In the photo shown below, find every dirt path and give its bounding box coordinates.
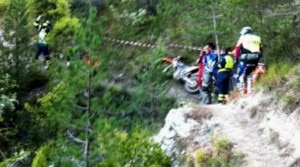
[166,82,200,103]
[204,92,299,167]
[155,83,300,167]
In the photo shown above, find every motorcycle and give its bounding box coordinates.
[162,56,199,94]
[238,63,267,95]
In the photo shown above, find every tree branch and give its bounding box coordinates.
[66,130,86,145]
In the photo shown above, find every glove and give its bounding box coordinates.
[36,15,42,21]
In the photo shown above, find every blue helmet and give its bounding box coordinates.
[240,26,253,35]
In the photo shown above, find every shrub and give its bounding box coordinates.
[96,128,171,167]
[258,63,291,90]
[47,16,80,55]
[0,0,9,15]
[193,137,243,167]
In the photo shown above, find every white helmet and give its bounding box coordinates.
[42,20,50,26]
[240,26,252,35]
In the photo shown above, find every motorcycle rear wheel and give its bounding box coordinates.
[184,74,199,94]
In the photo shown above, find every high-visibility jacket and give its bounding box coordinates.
[217,54,234,72]
[235,33,261,59]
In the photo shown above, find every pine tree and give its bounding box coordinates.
[0,0,33,161]
[1,0,32,87]
[30,6,103,166]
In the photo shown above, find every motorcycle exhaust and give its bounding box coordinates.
[182,76,197,87]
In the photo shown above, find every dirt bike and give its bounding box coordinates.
[240,63,266,95]
[162,56,199,94]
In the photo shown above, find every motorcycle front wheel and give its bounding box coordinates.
[184,74,199,94]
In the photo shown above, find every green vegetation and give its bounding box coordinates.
[0,0,9,18]
[193,137,243,167]
[0,0,300,166]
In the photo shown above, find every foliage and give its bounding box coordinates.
[193,137,243,167]
[0,94,17,122]
[27,82,73,139]
[0,73,18,96]
[0,0,43,161]
[70,0,105,18]
[1,0,32,83]
[1,0,300,165]
[95,127,171,167]
[46,16,80,52]
[0,0,9,17]
[0,150,31,167]
[27,7,174,166]
[31,144,50,167]
[26,7,102,166]
[26,0,81,56]
[26,0,70,20]
[272,65,300,113]
[0,0,50,93]
[110,5,153,26]
[257,63,291,90]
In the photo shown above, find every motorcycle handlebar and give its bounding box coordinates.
[162,57,173,64]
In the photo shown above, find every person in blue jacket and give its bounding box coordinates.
[200,42,218,104]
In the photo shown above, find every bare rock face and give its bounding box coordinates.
[152,103,217,167]
[153,90,300,167]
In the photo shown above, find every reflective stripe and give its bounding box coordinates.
[218,94,228,101]
[218,55,234,72]
[218,68,231,72]
[218,94,225,101]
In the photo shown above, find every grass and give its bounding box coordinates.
[256,62,300,114]
[257,62,291,90]
[0,0,9,20]
[191,137,244,167]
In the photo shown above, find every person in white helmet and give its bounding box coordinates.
[234,26,263,92]
[33,15,51,62]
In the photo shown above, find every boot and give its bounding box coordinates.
[201,92,211,104]
[198,89,203,101]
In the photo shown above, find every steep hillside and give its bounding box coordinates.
[154,90,300,167]
[1,0,300,166]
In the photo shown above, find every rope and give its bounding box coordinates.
[104,37,202,51]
